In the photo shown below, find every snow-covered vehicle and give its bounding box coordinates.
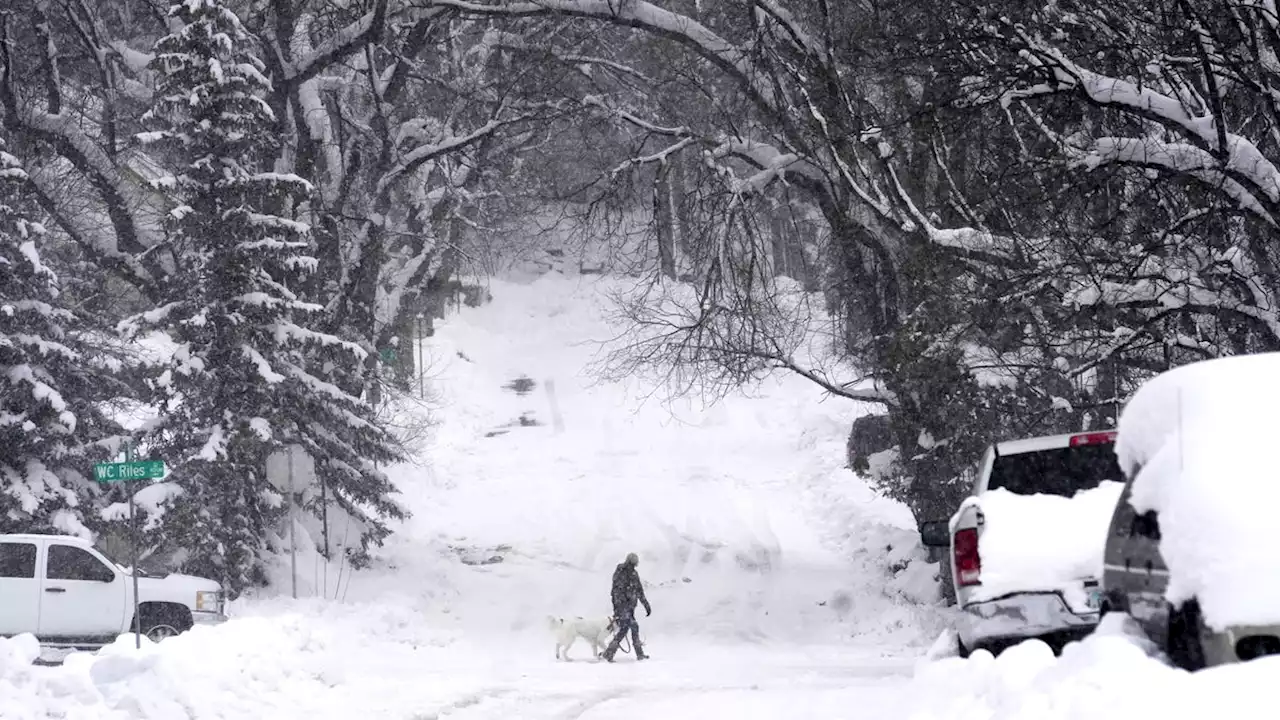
[920,431,1125,657]
[0,533,226,647]
[1104,353,1280,670]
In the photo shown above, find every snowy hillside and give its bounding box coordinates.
[364,272,939,644]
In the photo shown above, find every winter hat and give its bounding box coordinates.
[625,552,639,566]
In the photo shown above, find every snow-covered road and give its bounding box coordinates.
[345,641,914,720]
[427,647,913,720]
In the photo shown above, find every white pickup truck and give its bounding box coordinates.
[919,431,1124,657]
[0,533,227,647]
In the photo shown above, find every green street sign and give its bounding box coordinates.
[93,460,166,483]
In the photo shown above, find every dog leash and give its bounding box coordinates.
[618,625,647,655]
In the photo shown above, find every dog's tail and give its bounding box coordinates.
[546,615,563,631]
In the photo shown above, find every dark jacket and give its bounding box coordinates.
[610,562,649,615]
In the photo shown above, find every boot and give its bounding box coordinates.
[634,639,648,660]
[602,633,623,663]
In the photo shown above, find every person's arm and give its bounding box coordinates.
[635,571,651,615]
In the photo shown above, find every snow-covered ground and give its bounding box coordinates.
[914,613,1280,719]
[10,270,1278,719]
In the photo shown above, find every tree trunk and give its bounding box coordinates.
[654,162,676,279]
[770,210,789,280]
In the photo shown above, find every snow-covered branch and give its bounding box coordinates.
[377,117,516,194]
[428,0,778,112]
[1007,28,1280,222]
[609,138,695,175]
[582,96,688,135]
[752,0,829,66]
[283,0,390,85]
[0,14,161,292]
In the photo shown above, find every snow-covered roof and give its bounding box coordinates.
[0,533,88,544]
[1115,352,1280,629]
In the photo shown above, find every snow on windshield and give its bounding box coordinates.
[1115,352,1280,630]
[956,481,1125,607]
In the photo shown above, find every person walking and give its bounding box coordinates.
[602,552,651,662]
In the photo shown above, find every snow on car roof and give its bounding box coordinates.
[1115,352,1280,630]
[0,533,89,544]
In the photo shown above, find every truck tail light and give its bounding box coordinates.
[1069,431,1117,446]
[954,527,981,586]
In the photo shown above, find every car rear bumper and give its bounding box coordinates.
[191,611,228,626]
[1205,624,1280,665]
[958,591,1099,650]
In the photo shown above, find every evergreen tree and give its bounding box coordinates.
[0,138,117,534]
[129,0,405,595]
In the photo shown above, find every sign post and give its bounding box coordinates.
[265,445,315,600]
[94,443,165,649]
[126,443,140,649]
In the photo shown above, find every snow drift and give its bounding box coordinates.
[912,614,1280,720]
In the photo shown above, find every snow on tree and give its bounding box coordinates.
[126,0,405,595]
[0,137,117,537]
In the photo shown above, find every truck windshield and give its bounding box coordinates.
[95,542,165,576]
[987,443,1121,497]
[94,543,128,569]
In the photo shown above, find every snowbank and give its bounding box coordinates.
[911,614,1280,720]
[957,482,1124,608]
[1115,352,1280,629]
[0,603,469,720]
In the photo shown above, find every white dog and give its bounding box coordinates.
[547,615,616,661]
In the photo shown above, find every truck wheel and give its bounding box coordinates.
[145,623,182,642]
[137,604,193,643]
[1166,599,1207,671]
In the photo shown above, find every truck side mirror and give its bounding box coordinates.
[919,520,951,548]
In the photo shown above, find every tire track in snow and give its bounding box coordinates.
[409,687,517,720]
[554,689,630,719]
[421,672,915,720]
